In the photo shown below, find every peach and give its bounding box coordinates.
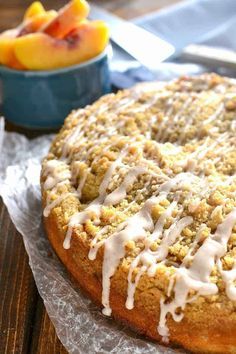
[0,9,57,69]
[23,1,45,20]
[14,20,109,70]
[42,0,90,39]
[19,11,57,36]
[0,30,25,69]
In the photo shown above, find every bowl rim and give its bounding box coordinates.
[0,45,111,77]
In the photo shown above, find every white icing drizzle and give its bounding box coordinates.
[63,148,128,249]
[231,119,236,131]
[61,111,86,158]
[219,261,236,301]
[204,102,224,125]
[42,159,75,217]
[155,93,179,142]
[182,224,208,265]
[104,166,147,206]
[43,159,71,190]
[101,197,156,315]
[77,169,89,199]
[43,192,74,217]
[42,77,236,342]
[177,100,201,144]
[176,132,234,174]
[158,208,236,340]
[160,96,194,143]
[96,172,198,316]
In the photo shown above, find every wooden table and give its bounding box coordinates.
[0,1,180,353]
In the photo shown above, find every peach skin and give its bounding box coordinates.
[23,1,46,20]
[19,11,58,36]
[41,0,90,39]
[0,5,56,69]
[14,20,109,70]
[0,11,56,68]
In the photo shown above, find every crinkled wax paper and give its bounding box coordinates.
[0,117,185,354]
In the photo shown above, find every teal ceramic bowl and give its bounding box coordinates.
[0,48,111,129]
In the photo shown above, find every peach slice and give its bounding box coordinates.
[24,1,45,20]
[0,10,57,69]
[14,20,109,70]
[42,0,90,39]
[19,10,58,36]
[0,30,25,69]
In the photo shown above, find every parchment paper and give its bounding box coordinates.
[0,117,185,353]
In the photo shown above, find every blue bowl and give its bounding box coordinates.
[0,48,111,129]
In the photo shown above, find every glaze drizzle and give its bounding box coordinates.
[42,75,236,342]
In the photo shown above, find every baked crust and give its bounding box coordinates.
[43,210,236,353]
[41,73,236,353]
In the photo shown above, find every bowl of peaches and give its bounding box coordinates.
[0,0,110,128]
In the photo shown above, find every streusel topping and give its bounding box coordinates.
[41,74,236,341]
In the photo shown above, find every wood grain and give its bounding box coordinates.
[0,1,181,353]
[0,201,38,354]
[0,0,180,32]
[30,300,67,354]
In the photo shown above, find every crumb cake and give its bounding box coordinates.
[41,73,236,353]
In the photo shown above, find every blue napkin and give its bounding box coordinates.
[111,0,236,88]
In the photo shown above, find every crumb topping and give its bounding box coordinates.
[41,73,236,341]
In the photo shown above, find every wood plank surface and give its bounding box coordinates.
[30,300,67,354]
[0,1,181,353]
[0,201,38,354]
[0,0,180,32]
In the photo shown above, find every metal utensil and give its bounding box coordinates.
[90,4,236,72]
[181,44,236,70]
[90,4,175,69]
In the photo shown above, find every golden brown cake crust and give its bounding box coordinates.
[41,73,236,353]
[44,212,236,353]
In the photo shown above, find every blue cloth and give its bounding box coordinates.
[111,0,236,88]
[136,0,236,52]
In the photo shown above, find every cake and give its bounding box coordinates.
[41,73,236,353]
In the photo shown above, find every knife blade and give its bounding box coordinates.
[89,4,175,69]
[181,44,236,70]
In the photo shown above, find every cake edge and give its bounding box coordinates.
[42,194,236,354]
